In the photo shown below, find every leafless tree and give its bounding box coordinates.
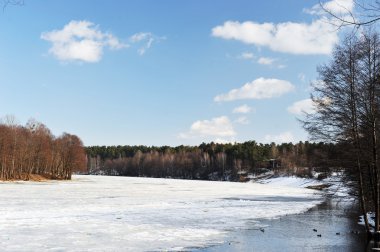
[0,116,86,180]
[304,31,380,239]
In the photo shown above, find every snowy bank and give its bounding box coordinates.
[359,212,375,229]
[0,175,322,251]
[258,172,353,201]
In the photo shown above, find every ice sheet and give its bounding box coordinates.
[0,175,322,251]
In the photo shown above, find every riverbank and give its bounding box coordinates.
[200,189,366,251]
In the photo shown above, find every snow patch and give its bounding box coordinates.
[359,212,375,229]
[259,172,353,200]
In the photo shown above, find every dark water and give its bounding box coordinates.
[199,198,367,252]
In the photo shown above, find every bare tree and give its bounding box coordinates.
[304,31,380,240]
[0,117,86,180]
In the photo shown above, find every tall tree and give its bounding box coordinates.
[304,31,380,238]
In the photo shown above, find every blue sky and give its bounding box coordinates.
[0,0,354,146]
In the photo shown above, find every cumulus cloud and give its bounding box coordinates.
[233,104,252,114]
[130,32,165,55]
[179,116,236,139]
[264,132,295,144]
[211,0,352,55]
[214,78,295,102]
[212,19,338,55]
[287,99,316,115]
[41,20,128,63]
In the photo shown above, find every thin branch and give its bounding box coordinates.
[319,0,380,27]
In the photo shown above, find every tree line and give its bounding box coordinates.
[0,116,86,180]
[85,141,342,181]
[304,30,380,239]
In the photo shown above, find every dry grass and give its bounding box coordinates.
[27,174,49,181]
[0,173,69,182]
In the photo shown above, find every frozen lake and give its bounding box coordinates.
[0,175,322,251]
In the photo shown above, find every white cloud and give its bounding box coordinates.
[130,32,165,55]
[214,138,235,144]
[239,54,284,68]
[130,33,150,43]
[214,78,295,102]
[264,132,295,144]
[257,57,276,65]
[235,116,250,125]
[287,99,316,115]
[41,20,128,63]
[211,1,344,55]
[233,104,252,114]
[305,0,354,15]
[179,116,236,139]
[239,52,254,59]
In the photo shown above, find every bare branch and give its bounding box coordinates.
[319,0,380,27]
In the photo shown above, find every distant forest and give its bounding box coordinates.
[0,117,86,180]
[85,141,350,181]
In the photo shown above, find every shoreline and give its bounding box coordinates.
[199,196,366,252]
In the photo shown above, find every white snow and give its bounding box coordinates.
[258,176,320,188]
[0,175,322,251]
[260,173,353,200]
[359,212,375,229]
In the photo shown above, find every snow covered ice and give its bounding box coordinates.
[0,175,322,251]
